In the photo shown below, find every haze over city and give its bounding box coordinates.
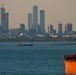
[0,0,76,32]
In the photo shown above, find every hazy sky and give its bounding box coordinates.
[0,0,76,32]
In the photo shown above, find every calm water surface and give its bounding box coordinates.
[0,42,76,75]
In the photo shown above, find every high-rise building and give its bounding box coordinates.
[0,7,9,32]
[48,25,53,35]
[0,7,5,14]
[65,23,72,33]
[58,23,62,34]
[40,10,45,34]
[33,5,38,34]
[20,24,25,33]
[28,13,33,31]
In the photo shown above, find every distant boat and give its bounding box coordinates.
[17,42,33,46]
[48,42,76,45]
[64,54,76,74]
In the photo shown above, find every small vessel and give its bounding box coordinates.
[17,42,33,46]
[64,54,76,74]
[49,42,76,45]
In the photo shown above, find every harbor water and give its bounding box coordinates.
[0,42,76,75]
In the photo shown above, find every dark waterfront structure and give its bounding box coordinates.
[40,10,45,35]
[9,28,20,37]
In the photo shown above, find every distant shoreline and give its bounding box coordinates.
[0,37,76,42]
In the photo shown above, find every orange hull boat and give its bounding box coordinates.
[64,54,76,74]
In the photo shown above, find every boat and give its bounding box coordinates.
[17,42,33,46]
[64,54,76,74]
[49,42,76,45]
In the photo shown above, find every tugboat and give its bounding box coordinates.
[17,42,33,46]
[64,54,76,74]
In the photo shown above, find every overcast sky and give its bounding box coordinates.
[0,0,76,32]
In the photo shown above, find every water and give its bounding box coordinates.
[0,42,76,75]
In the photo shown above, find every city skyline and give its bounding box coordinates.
[0,0,76,32]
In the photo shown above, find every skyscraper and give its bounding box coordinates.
[33,5,38,34]
[48,25,53,35]
[58,23,62,34]
[0,7,9,32]
[28,13,33,32]
[40,10,45,34]
[20,24,25,33]
[65,23,72,33]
